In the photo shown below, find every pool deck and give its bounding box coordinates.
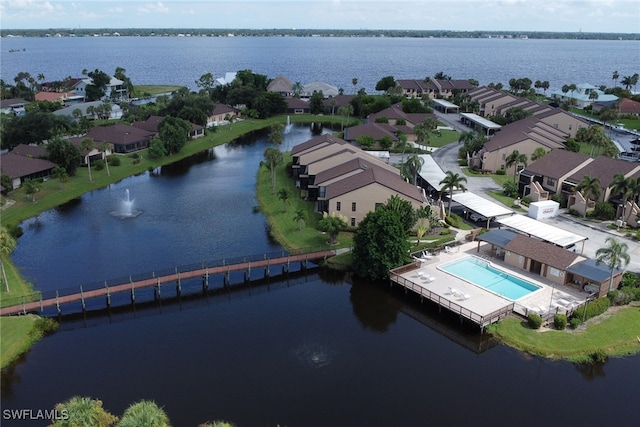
[390,242,591,327]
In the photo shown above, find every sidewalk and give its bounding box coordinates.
[556,211,627,238]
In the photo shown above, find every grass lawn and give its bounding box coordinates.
[487,305,640,362]
[132,85,185,96]
[0,256,40,308]
[0,315,39,367]
[428,129,460,148]
[256,152,353,252]
[486,190,527,212]
[461,167,512,187]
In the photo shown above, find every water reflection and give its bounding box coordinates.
[159,148,217,176]
[349,279,400,333]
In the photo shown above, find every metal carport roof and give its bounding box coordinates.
[451,192,514,218]
[496,214,588,248]
[566,259,622,283]
[418,155,447,191]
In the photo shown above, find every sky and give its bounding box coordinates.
[1,0,639,33]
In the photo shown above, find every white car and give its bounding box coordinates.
[469,213,487,222]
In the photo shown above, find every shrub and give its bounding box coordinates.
[570,298,610,324]
[444,213,462,228]
[495,169,506,175]
[569,317,582,329]
[553,313,567,330]
[593,201,615,220]
[439,229,451,235]
[588,349,608,364]
[132,158,141,165]
[620,286,640,302]
[527,313,542,329]
[568,208,582,217]
[620,272,640,288]
[32,317,59,336]
[107,156,121,166]
[521,196,531,205]
[93,159,105,171]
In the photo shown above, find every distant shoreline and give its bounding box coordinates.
[2,28,639,41]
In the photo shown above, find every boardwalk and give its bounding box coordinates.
[1,249,336,316]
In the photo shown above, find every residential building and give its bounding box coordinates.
[395,79,475,99]
[0,153,57,189]
[550,83,618,109]
[284,97,311,114]
[301,82,339,98]
[86,124,154,153]
[267,75,293,96]
[519,149,594,197]
[72,76,128,101]
[562,156,640,202]
[0,98,29,116]
[207,104,240,127]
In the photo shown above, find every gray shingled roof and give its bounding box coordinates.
[0,153,57,179]
[524,149,592,179]
[504,235,579,270]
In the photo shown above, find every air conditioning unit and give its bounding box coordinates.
[616,220,624,228]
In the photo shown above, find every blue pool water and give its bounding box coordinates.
[439,257,541,300]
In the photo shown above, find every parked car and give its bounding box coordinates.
[469,213,487,222]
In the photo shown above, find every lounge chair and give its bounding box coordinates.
[459,293,470,301]
[448,287,458,296]
[425,276,436,283]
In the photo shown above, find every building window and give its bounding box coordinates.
[350,218,356,226]
[500,164,505,170]
[352,202,356,212]
[546,177,556,187]
[336,202,341,211]
[502,153,506,160]
[549,267,560,277]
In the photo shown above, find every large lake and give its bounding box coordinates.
[1,36,639,93]
[2,36,640,426]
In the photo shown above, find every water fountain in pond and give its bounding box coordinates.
[111,188,142,218]
[284,115,292,134]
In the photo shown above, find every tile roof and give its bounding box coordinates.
[291,134,348,156]
[619,98,640,114]
[285,97,310,109]
[344,123,398,142]
[565,156,640,188]
[87,124,154,146]
[267,75,293,93]
[325,162,422,202]
[10,144,49,159]
[322,95,354,109]
[211,104,239,115]
[482,117,567,152]
[0,153,57,179]
[131,115,163,133]
[524,149,592,179]
[505,234,580,270]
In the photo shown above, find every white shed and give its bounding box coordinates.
[528,200,560,220]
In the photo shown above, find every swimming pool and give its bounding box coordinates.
[438,256,541,300]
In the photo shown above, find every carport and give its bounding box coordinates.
[496,214,588,254]
[432,99,460,114]
[451,192,514,229]
[417,155,447,193]
[459,113,502,136]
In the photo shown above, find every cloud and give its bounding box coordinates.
[137,1,169,14]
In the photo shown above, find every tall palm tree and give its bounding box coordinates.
[612,70,619,87]
[268,123,284,146]
[292,81,304,98]
[610,174,634,221]
[277,188,291,212]
[621,75,633,91]
[505,149,528,183]
[352,77,358,94]
[117,400,170,427]
[402,154,424,186]
[23,179,41,202]
[595,237,630,292]
[263,147,283,194]
[318,212,347,245]
[395,132,410,163]
[293,208,307,231]
[439,171,467,216]
[99,142,111,176]
[52,166,68,190]
[576,175,601,202]
[80,138,94,182]
[413,123,430,149]
[0,227,17,292]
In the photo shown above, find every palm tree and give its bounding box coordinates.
[413,123,430,149]
[439,171,468,216]
[402,154,424,186]
[52,396,118,427]
[531,147,547,162]
[576,175,601,202]
[621,75,633,91]
[277,188,291,212]
[352,77,358,94]
[395,132,410,163]
[596,237,630,292]
[268,123,284,146]
[612,70,619,87]
[610,174,634,222]
[0,227,17,292]
[318,212,347,245]
[52,166,68,190]
[263,147,283,194]
[99,142,111,176]
[117,400,170,427]
[293,208,307,231]
[292,81,304,98]
[80,138,94,182]
[337,104,353,131]
[23,179,41,202]
[505,149,528,183]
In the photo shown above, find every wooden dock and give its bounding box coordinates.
[389,263,514,329]
[1,249,336,316]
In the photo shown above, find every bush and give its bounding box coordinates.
[620,272,640,288]
[444,213,462,228]
[93,159,105,171]
[439,229,451,235]
[553,313,567,330]
[32,317,59,337]
[569,317,582,329]
[620,286,640,302]
[568,208,582,217]
[588,349,608,364]
[107,156,121,166]
[570,298,610,324]
[527,313,542,329]
[495,169,506,175]
[521,196,531,206]
[593,201,616,220]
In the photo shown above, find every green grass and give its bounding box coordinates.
[256,152,353,251]
[0,256,40,308]
[486,190,527,212]
[0,315,39,367]
[428,129,460,148]
[487,305,640,362]
[461,167,512,187]
[132,85,184,96]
